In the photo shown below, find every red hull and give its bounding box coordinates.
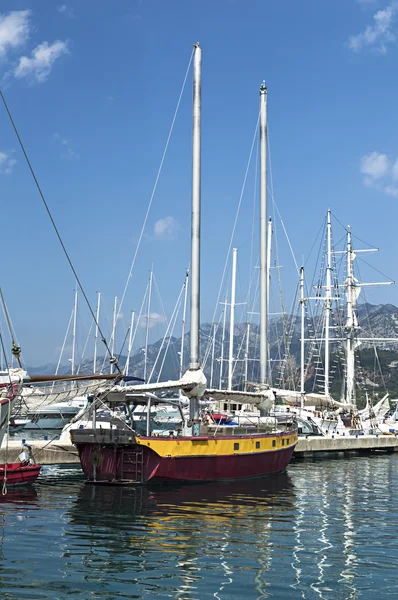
[76,442,295,484]
[0,463,41,485]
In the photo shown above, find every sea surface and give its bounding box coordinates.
[0,455,397,599]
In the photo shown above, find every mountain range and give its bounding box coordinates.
[26,303,398,403]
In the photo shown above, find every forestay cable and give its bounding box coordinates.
[114,49,194,326]
[0,91,120,374]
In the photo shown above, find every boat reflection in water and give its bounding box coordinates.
[68,474,295,599]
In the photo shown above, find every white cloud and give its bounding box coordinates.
[349,4,396,54]
[57,5,74,18]
[360,150,398,197]
[54,132,79,159]
[360,151,390,180]
[153,216,180,240]
[0,10,30,58]
[13,40,68,83]
[0,151,16,174]
[139,312,167,329]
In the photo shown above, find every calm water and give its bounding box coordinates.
[0,455,397,599]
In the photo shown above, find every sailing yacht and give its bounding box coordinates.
[71,44,297,484]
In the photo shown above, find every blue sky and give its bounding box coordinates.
[0,0,397,366]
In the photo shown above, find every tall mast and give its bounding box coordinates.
[228,248,237,390]
[179,270,189,379]
[144,271,153,382]
[124,310,135,376]
[324,209,332,397]
[259,82,268,386]
[244,321,250,391]
[345,226,356,408]
[190,43,202,372]
[71,286,78,376]
[267,217,272,381]
[93,292,101,374]
[219,296,227,388]
[110,295,118,375]
[299,267,305,403]
[210,322,217,388]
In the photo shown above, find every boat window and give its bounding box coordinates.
[282,439,285,446]
[272,440,276,447]
[256,441,260,449]
[287,438,289,445]
[234,442,239,451]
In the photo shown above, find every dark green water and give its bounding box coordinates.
[0,455,396,599]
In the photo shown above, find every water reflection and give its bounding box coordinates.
[68,474,295,599]
[0,458,397,598]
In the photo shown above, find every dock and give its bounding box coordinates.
[2,434,398,465]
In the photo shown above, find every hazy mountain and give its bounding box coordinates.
[26,303,398,403]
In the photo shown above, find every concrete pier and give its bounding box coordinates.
[2,434,398,466]
[294,434,398,458]
[0,440,80,465]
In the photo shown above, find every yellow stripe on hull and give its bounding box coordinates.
[135,432,298,458]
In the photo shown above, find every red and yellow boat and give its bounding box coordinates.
[72,411,297,484]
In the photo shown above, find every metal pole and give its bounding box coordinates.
[93,292,101,374]
[144,271,153,382]
[267,217,272,381]
[71,286,78,376]
[189,43,201,372]
[259,82,268,386]
[219,297,227,388]
[210,322,217,388]
[346,226,356,408]
[110,296,118,375]
[125,310,135,376]
[299,267,305,405]
[180,270,189,379]
[244,322,250,391]
[228,248,237,390]
[325,210,332,396]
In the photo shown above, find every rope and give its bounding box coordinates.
[205,116,260,364]
[0,91,120,374]
[114,49,194,327]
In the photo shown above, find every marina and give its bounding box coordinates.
[2,434,398,465]
[0,1,397,598]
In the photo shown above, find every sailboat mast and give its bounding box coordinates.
[210,322,217,388]
[144,272,152,382]
[71,286,78,376]
[93,292,101,374]
[190,43,202,372]
[345,226,356,408]
[110,295,118,375]
[125,310,135,376]
[244,321,250,391]
[259,82,268,386]
[219,296,227,388]
[228,248,237,391]
[299,266,305,401]
[324,209,332,397]
[179,270,189,378]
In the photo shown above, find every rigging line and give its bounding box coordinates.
[115,48,194,323]
[249,136,259,275]
[157,291,184,382]
[76,320,94,375]
[207,114,260,342]
[356,255,394,282]
[0,91,120,375]
[267,129,299,274]
[149,279,185,383]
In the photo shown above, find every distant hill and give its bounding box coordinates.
[26,302,398,406]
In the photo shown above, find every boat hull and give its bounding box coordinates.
[72,430,297,484]
[0,463,41,485]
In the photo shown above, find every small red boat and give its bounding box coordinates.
[0,462,41,485]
